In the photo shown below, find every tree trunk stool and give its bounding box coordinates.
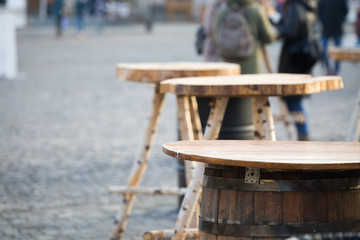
[111,62,240,240]
[158,73,344,240]
[328,47,360,142]
[162,140,360,239]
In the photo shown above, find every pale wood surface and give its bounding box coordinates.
[176,95,196,185]
[110,86,166,240]
[143,228,198,240]
[163,140,360,170]
[251,97,276,140]
[329,47,360,62]
[171,97,229,240]
[160,74,344,97]
[116,62,240,83]
[108,186,187,196]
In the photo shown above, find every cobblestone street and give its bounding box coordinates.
[0,22,359,239]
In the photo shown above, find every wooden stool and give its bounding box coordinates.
[329,47,360,142]
[163,140,360,239]
[110,62,240,240]
[158,73,344,240]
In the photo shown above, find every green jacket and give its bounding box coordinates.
[222,0,276,74]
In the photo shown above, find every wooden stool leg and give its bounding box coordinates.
[189,96,204,228]
[110,85,166,240]
[251,96,276,141]
[189,96,204,141]
[177,96,199,229]
[172,97,229,240]
[177,95,196,185]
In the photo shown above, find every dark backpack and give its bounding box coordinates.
[215,3,255,59]
[195,25,206,55]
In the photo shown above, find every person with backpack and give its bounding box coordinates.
[205,0,276,141]
[275,0,318,141]
[202,0,224,62]
[214,0,276,74]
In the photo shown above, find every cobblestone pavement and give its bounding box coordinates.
[0,23,359,240]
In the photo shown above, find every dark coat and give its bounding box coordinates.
[52,0,64,19]
[318,0,348,38]
[277,0,316,74]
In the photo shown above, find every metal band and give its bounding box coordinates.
[203,175,360,192]
[199,217,360,237]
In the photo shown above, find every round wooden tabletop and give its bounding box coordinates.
[160,73,344,97]
[163,140,360,170]
[329,47,360,62]
[116,62,240,83]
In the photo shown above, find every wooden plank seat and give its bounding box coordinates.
[163,140,360,239]
[156,73,344,240]
[110,62,240,240]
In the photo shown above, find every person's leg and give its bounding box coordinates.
[333,35,342,75]
[79,16,84,31]
[282,96,309,140]
[76,15,81,32]
[56,16,62,37]
[321,36,331,74]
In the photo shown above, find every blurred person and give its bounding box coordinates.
[202,0,224,62]
[318,0,348,75]
[217,0,277,74]
[75,0,88,37]
[204,0,276,141]
[357,1,360,46]
[94,0,107,33]
[48,0,54,17]
[275,0,285,15]
[276,0,318,141]
[53,0,64,37]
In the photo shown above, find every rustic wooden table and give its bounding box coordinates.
[111,62,240,240]
[329,47,360,62]
[163,140,360,239]
[159,73,344,240]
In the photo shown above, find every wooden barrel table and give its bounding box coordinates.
[163,140,360,239]
[159,73,344,240]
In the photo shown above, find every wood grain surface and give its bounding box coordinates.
[329,47,360,62]
[160,74,344,97]
[116,62,240,83]
[163,140,360,170]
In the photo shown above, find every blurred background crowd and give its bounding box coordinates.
[1,0,360,35]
